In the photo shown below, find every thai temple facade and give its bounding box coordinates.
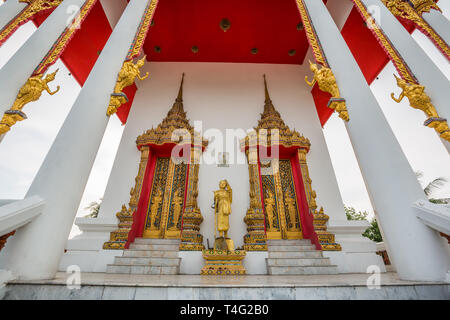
[0,0,449,300]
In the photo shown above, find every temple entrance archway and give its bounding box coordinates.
[261,159,303,240]
[143,157,187,239]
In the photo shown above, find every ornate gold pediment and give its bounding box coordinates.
[104,74,206,250]
[241,75,310,151]
[136,73,208,149]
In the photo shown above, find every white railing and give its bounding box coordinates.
[413,199,450,236]
[0,196,45,237]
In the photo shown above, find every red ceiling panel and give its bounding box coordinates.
[30,1,418,126]
[33,1,112,86]
[143,0,309,65]
[341,7,415,85]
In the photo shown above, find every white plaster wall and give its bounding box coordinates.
[98,62,347,251]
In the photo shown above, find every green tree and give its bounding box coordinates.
[345,206,368,221]
[345,206,382,243]
[362,219,383,243]
[345,172,448,243]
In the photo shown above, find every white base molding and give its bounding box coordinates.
[0,270,14,300]
[60,218,387,274]
[59,217,123,273]
[325,220,386,273]
[3,272,449,300]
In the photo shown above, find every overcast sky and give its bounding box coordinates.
[0,1,448,238]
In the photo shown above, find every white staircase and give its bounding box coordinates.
[106,238,181,275]
[266,239,338,275]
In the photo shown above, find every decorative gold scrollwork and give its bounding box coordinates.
[0,0,63,46]
[381,0,449,59]
[409,0,441,15]
[0,69,60,135]
[107,56,149,116]
[305,61,349,122]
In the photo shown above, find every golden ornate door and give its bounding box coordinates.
[143,157,187,239]
[261,159,303,240]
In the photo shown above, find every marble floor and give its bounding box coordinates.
[8,271,445,288]
[4,272,449,299]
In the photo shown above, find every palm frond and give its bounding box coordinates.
[424,177,447,197]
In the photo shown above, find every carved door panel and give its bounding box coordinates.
[261,159,303,240]
[143,157,187,239]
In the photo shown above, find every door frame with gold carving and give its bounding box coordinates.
[142,155,188,239]
[261,157,304,240]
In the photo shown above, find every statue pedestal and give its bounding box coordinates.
[201,249,246,275]
[201,238,246,275]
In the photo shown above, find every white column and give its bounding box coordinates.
[303,0,450,281]
[422,8,450,46]
[0,0,27,32]
[0,0,87,116]
[0,0,153,280]
[361,0,450,149]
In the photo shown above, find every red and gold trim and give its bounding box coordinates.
[126,0,159,61]
[352,0,419,84]
[33,0,98,76]
[0,0,62,47]
[409,0,441,15]
[381,0,449,61]
[295,0,329,67]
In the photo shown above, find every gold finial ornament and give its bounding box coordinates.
[107,56,149,116]
[305,61,349,122]
[0,70,60,135]
[391,75,450,141]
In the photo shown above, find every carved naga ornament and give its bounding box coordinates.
[408,0,441,15]
[305,61,350,122]
[0,69,60,135]
[107,56,149,116]
[391,75,450,141]
[381,0,449,60]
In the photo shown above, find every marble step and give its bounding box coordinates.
[268,250,323,259]
[266,258,331,267]
[134,238,180,245]
[114,257,181,266]
[266,239,312,246]
[123,250,179,258]
[128,243,180,251]
[267,244,316,252]
[268,265,338,275]
[106,264,179,275]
